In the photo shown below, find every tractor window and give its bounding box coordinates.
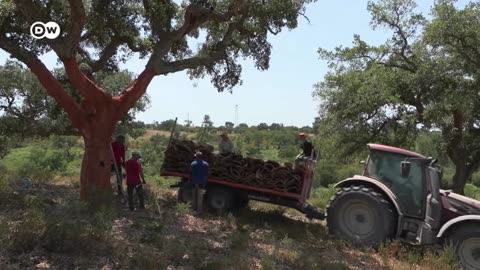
[367,151,424,217]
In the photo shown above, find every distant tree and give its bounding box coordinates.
[269,123,283,130]
[184,119,193,127]
[157,119,177,131]
[279,145,299,160]
[301,126,313,133]
[257,123,269,130]
[203,115,213,127]
[225,121,235,129]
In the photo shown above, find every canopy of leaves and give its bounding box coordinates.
[0,0,316,92]
[315,0,480,189]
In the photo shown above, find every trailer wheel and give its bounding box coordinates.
[207,187,234,212]
[326,185,395,247]
[178,182,194,204]
[233,198,249,210]
[447,224,480,270]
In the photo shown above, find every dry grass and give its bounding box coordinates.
[0,179,463,270]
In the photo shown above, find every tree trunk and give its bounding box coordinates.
[79,110,116,202]
[451,166,471,195]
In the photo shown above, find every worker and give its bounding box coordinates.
[190,151,209,214]
[111,135,126,197]
[218,131,234,156]
[296,132,316,162]
[125,151,146,211]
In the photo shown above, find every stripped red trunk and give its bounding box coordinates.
[27,58,155,204]
[79,109,116,200]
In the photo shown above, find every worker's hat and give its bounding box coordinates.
[298,132,306,137]
[194,151,203,158]
[132,151,142,158]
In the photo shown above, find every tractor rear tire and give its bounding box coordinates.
[178,182,194,204]
[326,185,396,247]
[447,224,480,270]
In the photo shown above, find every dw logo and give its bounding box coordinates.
[30,21,60,39]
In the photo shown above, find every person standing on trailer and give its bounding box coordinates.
[125,151,146,211]
[296,132,315,162]
[218,132,234,156]
[111,135,126,196]
[190,151,209,214]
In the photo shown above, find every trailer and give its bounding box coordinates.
[161,157,325,219]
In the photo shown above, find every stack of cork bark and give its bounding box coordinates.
[162,139,306,194]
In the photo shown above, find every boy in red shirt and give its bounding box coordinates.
[111,135,126,197]
[125,151,146,211]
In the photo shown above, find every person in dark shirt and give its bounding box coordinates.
[218,132,234,156]
[125,151,146,211]
[111,135,126,197]
[190,151,209,213]
[296,132,315,162]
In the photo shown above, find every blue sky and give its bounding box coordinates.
[0,0,470,127]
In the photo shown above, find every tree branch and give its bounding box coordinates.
[150,12,247,74]
[27,60,86,129]
[61,58,110,103]
[62,0,86,57]
[142,0,171,37]
[114,69,156,122]
[84,35,148,73]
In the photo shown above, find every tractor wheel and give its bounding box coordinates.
[447,224,480,270]
[177,182,194,204]
[326,185,396,247]
[207,187,234,213]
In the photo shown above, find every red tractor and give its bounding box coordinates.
[327,144,480,270]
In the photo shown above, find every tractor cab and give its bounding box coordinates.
[363,144,443,243]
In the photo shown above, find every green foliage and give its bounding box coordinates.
[313,162,362,188]
[229,230,249,251]
[464,184,480,200]
[139,135,169,176]
[260,254,276,270]
[309,187,337,210]
[315,0,480,193]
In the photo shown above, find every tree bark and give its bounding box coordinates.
[79,108,116,201]
[446,108,469,195]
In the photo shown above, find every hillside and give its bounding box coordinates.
[0,177,460,270]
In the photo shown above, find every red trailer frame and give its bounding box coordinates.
[160,159,315,203]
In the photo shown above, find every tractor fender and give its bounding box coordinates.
[333,175,403,216]
[436,215,480,238]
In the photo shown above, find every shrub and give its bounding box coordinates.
[5,208,46,253]
[230,231,249,251]
[464,184,480,200]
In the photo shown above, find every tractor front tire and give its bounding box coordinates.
[447,224,480,270]
[326,185,396,247]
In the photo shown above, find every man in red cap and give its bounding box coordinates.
[297,132,315,162]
